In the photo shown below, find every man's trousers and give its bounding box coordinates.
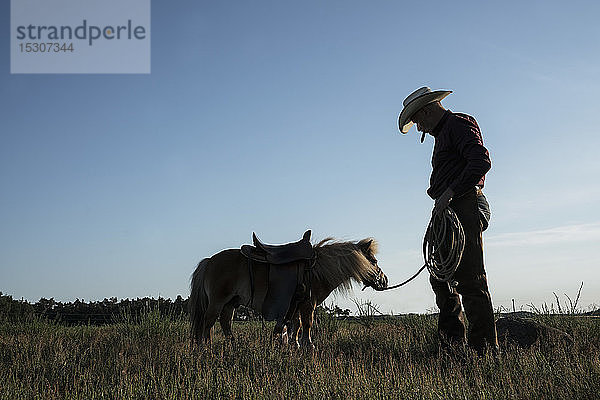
[429,187,498,354]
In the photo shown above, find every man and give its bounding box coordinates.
[398,86,498,355]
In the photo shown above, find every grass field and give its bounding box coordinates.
[1,311,599,400]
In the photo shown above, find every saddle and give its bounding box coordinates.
[240,230,315,322]
[242,230,314,264]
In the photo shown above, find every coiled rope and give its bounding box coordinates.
[372,207,465,291]
[423,207,465,283]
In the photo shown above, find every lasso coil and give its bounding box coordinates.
[423,207,465,283]
[369,207,465,292]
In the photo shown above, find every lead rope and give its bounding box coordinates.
[372,207,465,291]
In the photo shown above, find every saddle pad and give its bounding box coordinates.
[250,261,269,312]
[262,263,299,321]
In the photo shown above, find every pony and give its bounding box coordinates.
[189,236,388,347]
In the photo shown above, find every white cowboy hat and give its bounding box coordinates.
[398,87,452,133]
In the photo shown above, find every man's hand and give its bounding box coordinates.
[434,187,454,215]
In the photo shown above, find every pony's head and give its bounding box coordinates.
[313,237,389,296]
[355,239,388,291]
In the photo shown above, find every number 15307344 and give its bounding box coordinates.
[19,42,74,53]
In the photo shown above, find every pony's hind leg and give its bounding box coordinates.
[219,298,239,340]
[202,302,222,344]
[272,321,286,345]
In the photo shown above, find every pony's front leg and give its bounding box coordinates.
[299,302,316,350]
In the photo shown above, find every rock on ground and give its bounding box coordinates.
[496,317,573,349]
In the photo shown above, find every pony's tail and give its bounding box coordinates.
[190,258,209,344]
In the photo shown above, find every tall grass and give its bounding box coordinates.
[1,311,599,399]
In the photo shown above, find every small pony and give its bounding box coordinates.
[190,235,388,348]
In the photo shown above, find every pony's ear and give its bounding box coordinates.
[361,240,373,253]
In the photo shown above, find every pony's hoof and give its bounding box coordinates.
[300,342,316,352]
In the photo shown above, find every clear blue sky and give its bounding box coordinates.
[2,1,599,313]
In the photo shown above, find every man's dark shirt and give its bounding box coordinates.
[427,110,491,199]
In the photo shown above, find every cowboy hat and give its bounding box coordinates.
[398,87,452,133]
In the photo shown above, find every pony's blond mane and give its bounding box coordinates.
[312,237,379,295]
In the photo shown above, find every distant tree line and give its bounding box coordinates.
[0,291,354,326]
[0,292,255,325]
[0,292,189,325]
